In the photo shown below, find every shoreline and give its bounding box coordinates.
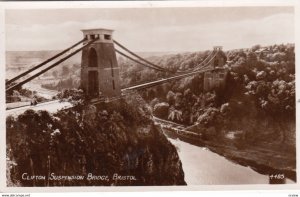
[162,127,296,183]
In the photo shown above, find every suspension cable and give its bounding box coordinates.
[115,49,167,72]
[6,38,99,93]
[174,50,216,73]
[123,52,218,91]
[114,39,219,74]
[192,50,214,70]
[113,40,172,72]
[6,38,87,86]
[193,51,218,71]
[123,67,214,91]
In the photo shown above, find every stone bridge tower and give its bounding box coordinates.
[211,46,227,68]
[80,28,121,98]
[203,46,228,92]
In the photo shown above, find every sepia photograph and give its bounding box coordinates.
[1,1,297,190]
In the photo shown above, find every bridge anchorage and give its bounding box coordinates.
[6,27,229,105]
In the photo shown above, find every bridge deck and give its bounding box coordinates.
[122,67,214,91]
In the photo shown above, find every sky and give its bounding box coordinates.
[5,7,294,52]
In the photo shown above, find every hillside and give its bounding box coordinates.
[130,43,296,180]
[6,92,186,186]
[6,43,296,183]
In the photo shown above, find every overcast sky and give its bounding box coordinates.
[5,7,294,52]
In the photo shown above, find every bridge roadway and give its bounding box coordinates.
[122,67,214,91]
[6,66,218,115]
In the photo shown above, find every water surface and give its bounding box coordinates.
[169,138,294,185]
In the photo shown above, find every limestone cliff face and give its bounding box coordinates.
[6,93,186,186]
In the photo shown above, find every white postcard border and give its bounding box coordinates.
[0,0,299,192]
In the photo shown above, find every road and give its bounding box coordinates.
[6,100,72,117]
[23,81,58,99]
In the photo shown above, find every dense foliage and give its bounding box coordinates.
[120,44,295,147]
[7,93,186,186]
[6,43,295,186]
[36,43,295,146]
[41,76,80,91]
[6,81,47,103]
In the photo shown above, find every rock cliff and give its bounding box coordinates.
[6,93,186,186]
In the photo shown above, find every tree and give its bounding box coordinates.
[183,88,192,99]
[247,51,258,65]
[149,98,159,108]
[251,44,261,52]
[168,107,183,122]
[62,65,70,76]
[52,70,58,78]
[174,93,183,109]
[197,107,223,131]
[153,102,169,119]
[166,91,175,105]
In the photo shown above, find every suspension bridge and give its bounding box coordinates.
[6,28,228,114]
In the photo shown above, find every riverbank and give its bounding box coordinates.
[163,128,296,183]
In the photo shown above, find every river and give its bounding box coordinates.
[168,138,294,185]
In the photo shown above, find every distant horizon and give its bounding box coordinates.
[6,7,294,52]
[5,42,295,54]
